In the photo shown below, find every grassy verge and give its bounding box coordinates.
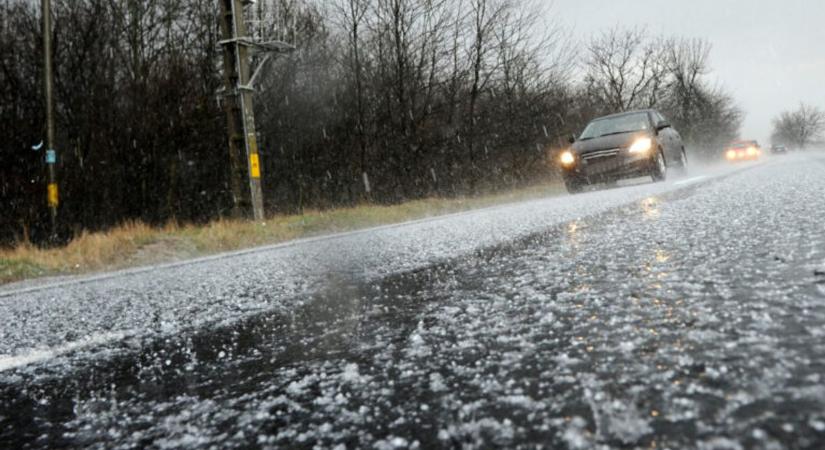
[0,181,564,286]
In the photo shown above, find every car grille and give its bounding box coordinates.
[581,148,620,161]
[581,148,621,175]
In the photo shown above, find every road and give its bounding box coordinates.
[2,153,825,449]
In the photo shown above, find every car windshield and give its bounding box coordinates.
[580,112,651,140]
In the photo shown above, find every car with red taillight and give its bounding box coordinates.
[725,140,762,161]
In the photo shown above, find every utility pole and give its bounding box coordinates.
[218,0,294,220]
[42,0,58,239]
[219,0,259,219]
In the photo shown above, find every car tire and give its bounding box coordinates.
[651,149,667,182]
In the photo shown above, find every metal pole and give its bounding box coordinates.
[218,0,265,221]
[42,0,58,239]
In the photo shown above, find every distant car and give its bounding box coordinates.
[771,144,788,154]
[558,109,687,194]
[725,140,762,161]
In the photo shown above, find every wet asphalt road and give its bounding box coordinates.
[2,153,825,449]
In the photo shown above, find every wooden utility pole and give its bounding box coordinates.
[42,0,58,238]
[218,0,265,220]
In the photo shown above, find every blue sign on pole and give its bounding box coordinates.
[45,149,57,164]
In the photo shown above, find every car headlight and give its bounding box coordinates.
[560,151,576,166]
[726,150,737,160]
[747,147,758,156]
[628,137,653,155]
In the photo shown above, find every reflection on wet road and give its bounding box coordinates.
[2,154,825,449]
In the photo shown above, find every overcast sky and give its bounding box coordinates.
[552,0,825,143]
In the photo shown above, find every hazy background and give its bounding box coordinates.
[553,0,825,143]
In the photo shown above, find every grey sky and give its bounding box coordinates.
[552,0,825,143]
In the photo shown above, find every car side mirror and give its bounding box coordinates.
[568,135,576,144]
[656,120,671,131]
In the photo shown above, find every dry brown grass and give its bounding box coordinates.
[0,181,563,285]
[1,222,166,278]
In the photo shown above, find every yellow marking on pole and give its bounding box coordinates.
[249,153,261,179]
[47,183,59,207]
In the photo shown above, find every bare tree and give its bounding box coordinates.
[464,0,508,174]
[684,84,743,154]
[580,30,742,158]
[489,0,572,182]
[772,103,825,149]
[332,0,369,177]
[661,38,712,142]
[584,27,667,112]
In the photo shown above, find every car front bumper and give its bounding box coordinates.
[562,151,653,183]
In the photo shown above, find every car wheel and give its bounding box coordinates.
[651,149,667,182]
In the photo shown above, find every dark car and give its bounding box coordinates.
[771,144,788,154]
[560,110,687,193]
[558,110,687,193]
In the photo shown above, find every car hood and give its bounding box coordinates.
[572,132,650,155]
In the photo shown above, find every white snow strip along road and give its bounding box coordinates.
[673,175,708,185]
[0,332,127,372]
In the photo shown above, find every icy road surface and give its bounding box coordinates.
[2,153,825,449]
